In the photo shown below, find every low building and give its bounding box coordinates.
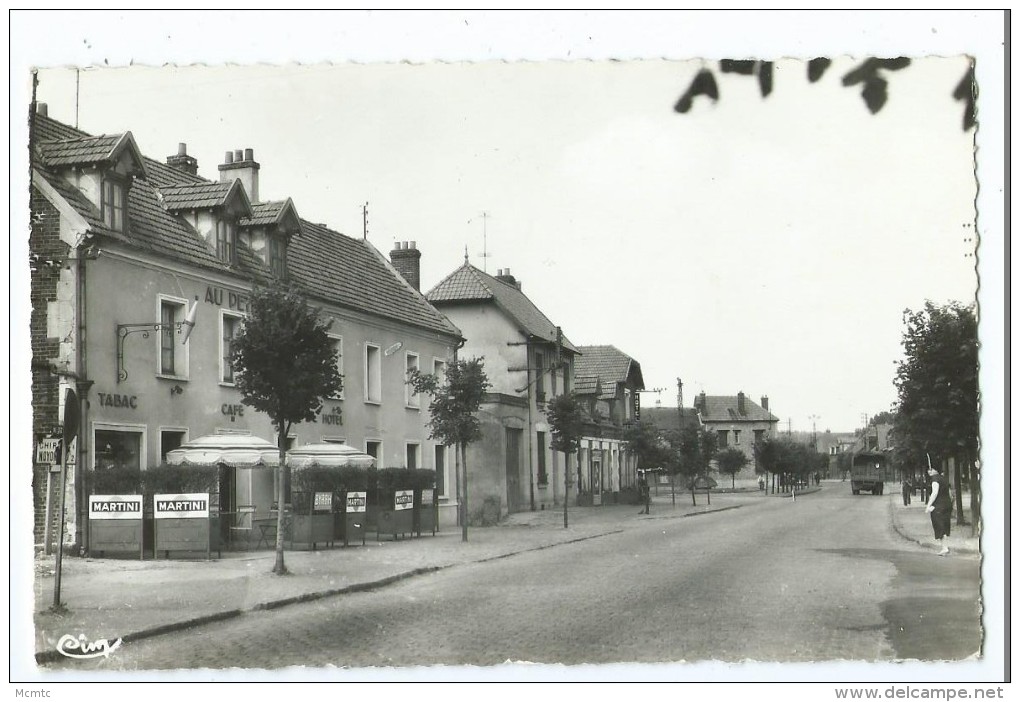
[29,106,462,550]
[693,392,779,480]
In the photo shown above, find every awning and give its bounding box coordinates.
[166,434,280,468]
[286,443,376,470]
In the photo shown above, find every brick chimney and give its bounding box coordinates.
[219,147,259,203]
[695,392,706,411]
[737,391,746,415]
[166,142,199,175]
[36,102,48,117]
[390,241,421,291]
[495,267,521,291]
[761,395,769,412]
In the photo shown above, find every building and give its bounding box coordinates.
[572,345,645,503]
[29,106,463,550]
[693,392,779,479]
[425,264,578,519]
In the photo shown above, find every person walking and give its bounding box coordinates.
[901,474,912,506]
[925,463,953,555]
[638,473,651,515]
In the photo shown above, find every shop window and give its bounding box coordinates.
[216,219,236,265]
[101,177,126,232]
[435,444,447,497]
[405,352,420,408]
[160,430,187,462]
[406,442,420,470]
[157,296,188,377]
[94,426,144,472]
[268,236,286,278]
[220,311,243,384]
[537,431,548,486]
[328,335,344,400]
[365,343,381,403]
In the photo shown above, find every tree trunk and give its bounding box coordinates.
[563,452,569,529]
[454,443,462,527]
[273,422,289,575]
[460,443,469,542]
[969,454,981,538]
[951,455,965,526]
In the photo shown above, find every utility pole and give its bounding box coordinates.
[362,202,369,240]
[809,414,820,451]
[674,378,683,508]
[557,326,568,529]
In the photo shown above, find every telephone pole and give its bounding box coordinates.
[557,326,568,529]
[674,378,683,507]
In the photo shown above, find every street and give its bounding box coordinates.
[57,487,981,671]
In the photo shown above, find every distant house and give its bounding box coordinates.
[426,264,578,518]
[693,392,779,479]
[572,345,645,504]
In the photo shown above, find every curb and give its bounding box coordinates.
[887,496,980,556]
[35,528,622,665]
[634,504,742,521]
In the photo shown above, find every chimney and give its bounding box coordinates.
[166,142,199,175]
[219,146,260,203]
[737,391,746,415]
[36,102,48,117]
[390,240,422,291]
[495,267,522,291]
[761,395,769,411]
[696,391,706,411]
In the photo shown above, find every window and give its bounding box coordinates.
[268,236,286,278]
[535,351,546,403]
[405,352,420,408]
[434,444,447,497]
[754,429,766,445]
[157,296,188,378]
[365,343,381,403]
[216,220,236,264]
[433,359,447,384]
[717,430,729,447]
[366,441,381,462]
[160,430,187,462]
[328,335,344,399]
[220,311,243,383]
[734,429,741,445]
[406,442,420,470]
[537,431,548,485]
[101,178,126,232]
[93,425,145,472]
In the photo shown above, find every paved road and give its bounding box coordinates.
[65,489,981,671]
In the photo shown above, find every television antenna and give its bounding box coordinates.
[468,212,493,272]
[638,387,666,407]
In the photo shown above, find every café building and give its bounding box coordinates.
[29,106,463,551]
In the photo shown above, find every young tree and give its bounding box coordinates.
[408,357,490,541]
[894,301,979,531]
[231,284,343,575]
[622,420,668,473]
[716,447,749,489]
[546,391,586,528]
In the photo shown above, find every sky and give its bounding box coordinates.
[9,10,1006,686]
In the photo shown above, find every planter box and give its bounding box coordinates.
[416,503,438,537]
[290,513,335,550]
[376,509,413,540]
[343,513,367,547]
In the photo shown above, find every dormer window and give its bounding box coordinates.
[269,236,286,278]
[102,177,126,232]
[216,220,236,264]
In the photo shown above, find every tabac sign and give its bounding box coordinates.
[89,495,143,520]
[346,491,367,513]
[154,493,210,519]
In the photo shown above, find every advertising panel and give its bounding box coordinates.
[88,495,143,520]
[346,491,367,513]
[154,493,210,519]
[394,489,413,511]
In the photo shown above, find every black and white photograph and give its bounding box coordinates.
[10,10,1006,693]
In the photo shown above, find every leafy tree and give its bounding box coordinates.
[546,391,586,528]
[231,284,343,575]
[894,301,979,531]
[621,419,668,473]
[670,424,718,505]
[675,58,976,130]
[408,357,490,541]
[869,410,897,427]
[716,447,749,489]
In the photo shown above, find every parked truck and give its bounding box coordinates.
[850,451,888,495]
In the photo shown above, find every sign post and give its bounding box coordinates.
[52,388,79,611]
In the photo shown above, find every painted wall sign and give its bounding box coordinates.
[154,493,210,519]
[204,286,251,314]
[346,491,367,513]
[317,405,343,426]
[97,392,138,409]
[221,404,245,418]
[394,489,413,511]
[89,495,143,520]
[313,492,333,512]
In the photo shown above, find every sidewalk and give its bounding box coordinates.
[31,496,749,664]
[887,488,981,556]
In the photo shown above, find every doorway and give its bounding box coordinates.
[505,428,523,513]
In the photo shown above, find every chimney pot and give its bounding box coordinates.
[409,241,416,250]
[244,147,254,161]
[224,151,234,164]
[178,142,188,156]
[761,395,769,411]
[36,102,48,117]
[505,267,511,275]
[496,269,503,276]
[234,149,244,162]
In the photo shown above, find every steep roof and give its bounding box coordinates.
[696,395,779,423]
[38,131,147,179]
[426,262,577,352]
[641,406,702,432]
[159,181,251,214]
[573,375,601,397]
[30,112,460,339]
[574,345,645,399]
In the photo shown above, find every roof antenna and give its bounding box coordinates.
[362,201,368,240]
[75,68,80,129]
[464,245,469,264]
[468,211,492,273]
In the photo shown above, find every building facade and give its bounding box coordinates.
[693,391,779,480]
[425,265,578,519]
[29,107,463,550]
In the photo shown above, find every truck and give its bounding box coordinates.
[851,451,888,495]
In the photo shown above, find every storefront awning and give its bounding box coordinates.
[286,443,376,470]
[166,434,280,468]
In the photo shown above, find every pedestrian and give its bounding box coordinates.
[758,474,765,492]
[925,463,953,555]
[901,474,912,506]
[638,473,650,514]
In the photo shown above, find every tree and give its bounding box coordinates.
[675,58,976,131]
[546,391,586,529]
[893,301,979,532]
[670,424,718,505]
[622,420,669,473]
[408,357,490,541]
[716,447,749,489]
[231,284,343,575]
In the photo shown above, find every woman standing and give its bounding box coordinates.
[925,464,953,555]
